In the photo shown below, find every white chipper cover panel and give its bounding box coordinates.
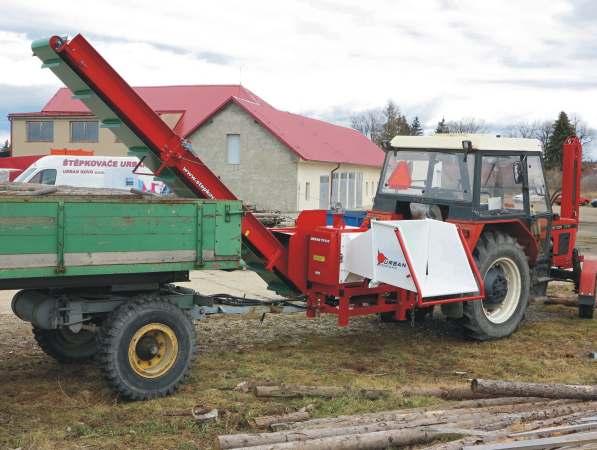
[343,219,479,298]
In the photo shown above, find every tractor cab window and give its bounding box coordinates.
[526,155,549,214]
[479,155,523,213]
[381,150,474,202]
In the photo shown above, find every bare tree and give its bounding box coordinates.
[535,121,551,151]
[350,108,384,143]
[445,118,488,134]
[570,114,594,146]
[505,122,540,139]
[504,120,552,151]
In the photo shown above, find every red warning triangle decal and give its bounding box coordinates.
[387,161,411,190]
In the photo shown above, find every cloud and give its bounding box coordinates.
[0,83,57,140]
[565,0,597,23]
[479,78,597,90]
[0,0,594,137]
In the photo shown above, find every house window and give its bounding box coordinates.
[70,121,99,142]
[356,173,363,208]
[227,134,240,164]
[305,182,311,201]
[319,175,329,209]
[331,171,363,209]
[26,121,53,142]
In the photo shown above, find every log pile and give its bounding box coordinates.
[0,182,182,201]
[217,380,597,449]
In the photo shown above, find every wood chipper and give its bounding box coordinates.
[0,34,594,400]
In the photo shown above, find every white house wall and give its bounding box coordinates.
[297,161,381,211]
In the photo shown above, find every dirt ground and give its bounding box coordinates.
[1,208,597,449]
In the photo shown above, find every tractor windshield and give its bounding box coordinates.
[381,150,474,202]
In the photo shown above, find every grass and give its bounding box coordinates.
[1,292,596,449]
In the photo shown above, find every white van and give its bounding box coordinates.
[14,155,169,195]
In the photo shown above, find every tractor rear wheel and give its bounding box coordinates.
[97,296,196,400]
[33,326,98,363]
[462,231,530,340]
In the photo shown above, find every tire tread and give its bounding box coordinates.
[462,231,529,340]
[96,295,196,401]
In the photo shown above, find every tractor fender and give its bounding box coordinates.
[451,219,538,265]
[578,259,597,305]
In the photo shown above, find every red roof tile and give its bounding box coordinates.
[42,85,384,167]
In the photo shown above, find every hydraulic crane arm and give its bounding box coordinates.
[560,136,582,222]
[32,35,292,287]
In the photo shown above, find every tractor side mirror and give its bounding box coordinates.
[512,161,523,184]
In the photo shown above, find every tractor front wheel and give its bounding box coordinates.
[97,297,196,400]
[462,231,530,340]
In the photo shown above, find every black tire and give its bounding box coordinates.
[97,296,196,401]
[33,326,98,363]
[579,304,594,319]
[462,231,530,340]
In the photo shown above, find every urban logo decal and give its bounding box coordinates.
[377,250,407,268]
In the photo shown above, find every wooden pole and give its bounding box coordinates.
[472,379,597,400]
[253,384,389,400]
[230,428,460,450]
[250,411,311,429]
[218,401,590,449]
[281,399,553,431]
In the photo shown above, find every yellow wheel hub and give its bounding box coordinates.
[128,323,178,378]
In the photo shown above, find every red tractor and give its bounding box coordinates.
[364,134,595,339]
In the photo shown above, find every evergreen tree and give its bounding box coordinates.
[435,117,449,134]
[545,111,575,169]
[410,116,423,136]
[0,140,9,157]
[379,100,410,145]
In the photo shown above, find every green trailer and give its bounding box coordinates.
[2,190,242,399]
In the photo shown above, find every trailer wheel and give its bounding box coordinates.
[33,327,98,363]
[97,296,196,400]
[462,231,530,340]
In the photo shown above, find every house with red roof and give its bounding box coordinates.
[8,85,384,211]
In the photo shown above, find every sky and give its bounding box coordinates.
[0,0,596,154]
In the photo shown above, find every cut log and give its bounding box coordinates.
[508,421,597,438]
[220,401,572,448]
[218,401,597,450]
[231,428,463,450]
[480,401,597,431]
[399,386,494,400]
[250,410,311,429]
[461,431,597,450]
[472,379,597,400]
[420,408,597,450]
[253,384,389,400]
[220,410,508,449]
[281,399,557,431]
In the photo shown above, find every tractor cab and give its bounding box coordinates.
[373,134,550,224]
